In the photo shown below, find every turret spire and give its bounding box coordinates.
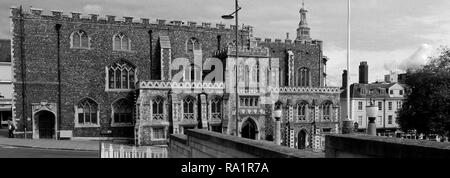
[296,0,311,41]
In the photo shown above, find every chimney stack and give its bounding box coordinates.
[342,70,348,89]
[359,61,368,84]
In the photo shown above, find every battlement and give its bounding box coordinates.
[226,45,270,57]
[10,6,252,32]
[254,36,323,47]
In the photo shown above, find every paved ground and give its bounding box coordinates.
[0,137,100,151]
[0,145,98,158]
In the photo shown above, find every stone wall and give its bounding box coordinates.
[325,134,450,158]
[169,129,324,158]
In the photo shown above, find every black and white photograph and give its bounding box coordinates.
[0,0,449,175]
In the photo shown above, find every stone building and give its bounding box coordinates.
[10,4,340,149]
[341,62,405,136]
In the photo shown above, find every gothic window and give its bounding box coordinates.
[71,30,89,49]
[152,127,166,140]
[297,101,308,121]
[113,32,131,51]
[244,65,250,88]
[266,68,271,86]
[107,60,136,90]
[297,67,310,87]
[211,98,222,120]
[112,98,133,124]
[76,98,98,126]
[322,101,333,121]
[186,37,201,53]
[183,97,195,120]
[252,66,259,84]
[152,97,164,120]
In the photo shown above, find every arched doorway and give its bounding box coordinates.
[298,130,307,149]
[241,118,257,140]
[35,111,55,139]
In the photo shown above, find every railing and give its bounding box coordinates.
[100,143,168,158]
[152,114,165,120]
[183,113,194,120]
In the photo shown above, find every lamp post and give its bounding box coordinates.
[273,107,282,145]
[366,100,378,136]
[222,0,241,137]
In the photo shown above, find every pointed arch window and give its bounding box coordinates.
[75,98,98,127]
[186,37,201,53]
[211,97,222,120]
[322,101,333,121]
[244,65,250,89]
[112,98,133,124]
[107,60,136,90]
[71,30,89,49]
[113,32,131,51]
[297,67,310,87]
[183,97,195,120]
[152,97,165,120]
[297,101,308,121]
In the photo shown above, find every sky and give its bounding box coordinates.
[1,0,449,87]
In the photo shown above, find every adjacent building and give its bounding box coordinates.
[341,62,405,135]
[10,3,340,149]
[0,39,12,128]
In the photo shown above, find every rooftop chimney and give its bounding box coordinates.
[359,61,368,84]
[342,70,348,89]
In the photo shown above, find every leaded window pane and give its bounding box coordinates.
[122,36,129,50]
[114,35,121,50]
[115,70,121,89]
[73,33,80,48]
[122,70,128,89]
[129,70,135,89]
[80,32,89,48]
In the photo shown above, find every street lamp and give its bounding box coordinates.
[366,100,378,136]
[222,0,241,137]
[273,106,282,145]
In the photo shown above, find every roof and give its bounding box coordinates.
[0,39,11,62]
[341,82,408,99]
[159,36,171,49]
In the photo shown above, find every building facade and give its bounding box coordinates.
[10,4,340,149]
[341,62,405,136]
[0,39,12,128]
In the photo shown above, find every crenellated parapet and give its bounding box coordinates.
[138,81,225,90]
[10,6,253,33]
[226,45,270,57]
[270,86,340,94]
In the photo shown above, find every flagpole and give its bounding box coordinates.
[342,0,353,134]
[347,0,351,122]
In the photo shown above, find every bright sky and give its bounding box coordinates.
[1,0,449,86]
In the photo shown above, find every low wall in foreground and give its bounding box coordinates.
[325,134,450,158]
[169,129,324,158]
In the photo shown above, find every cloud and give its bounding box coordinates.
[82,4,103,14]
[383,44,433,72]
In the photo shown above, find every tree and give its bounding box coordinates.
[397,47,450,138]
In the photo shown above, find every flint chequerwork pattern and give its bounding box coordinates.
[10,5,340,150]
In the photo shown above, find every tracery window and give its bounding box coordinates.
[107,60,136,90]
[76,98,98,126]
[112,98,133,124]
[71,30,89,48]
[113,32,131,51]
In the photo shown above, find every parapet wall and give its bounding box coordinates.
[169,129,324,158]
[325,134,450,158]
[10,6,250,33]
